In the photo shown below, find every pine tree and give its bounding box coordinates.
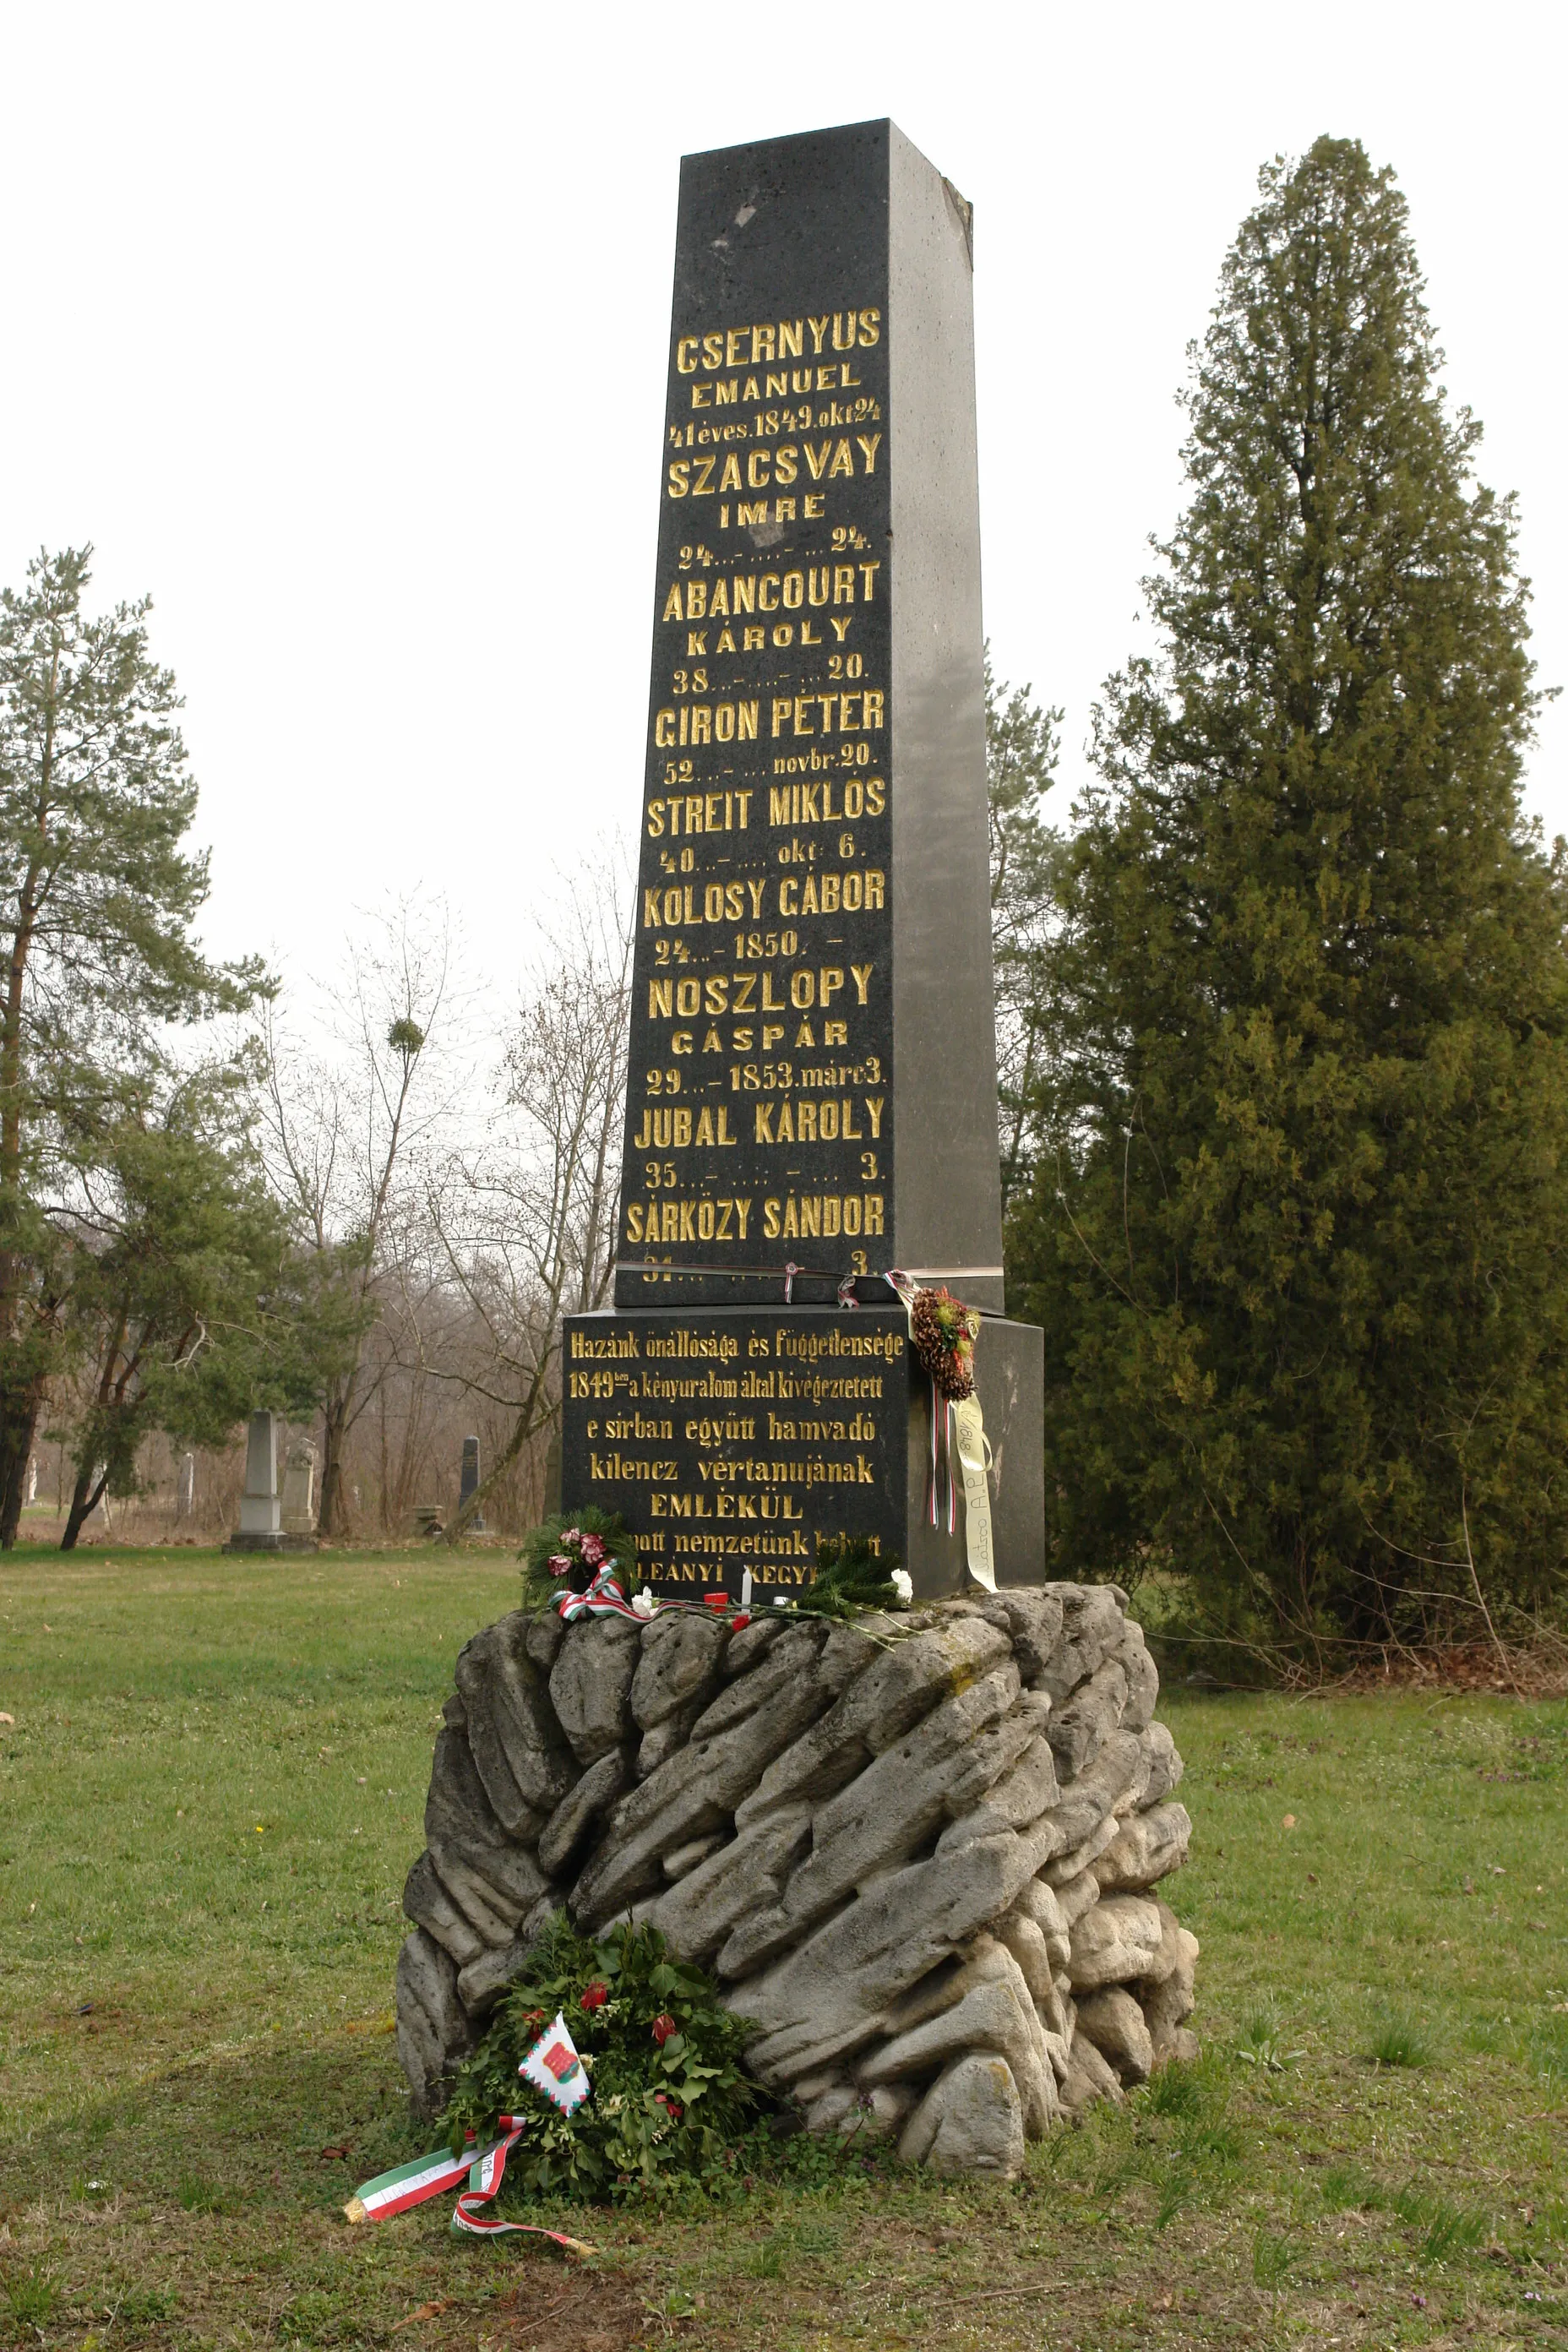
[52,1077,327,1550]
[986,653,1063,1208]
[1005,139,1568,1644]
[0,547,263,1543]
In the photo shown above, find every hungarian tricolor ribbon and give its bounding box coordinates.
[344,2117,593,2246]
[553,1565,754,1627]
[345,2013,597,2247]
[553,1564,645,1622]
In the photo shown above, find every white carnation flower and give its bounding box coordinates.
[632,1587,656,1618]
[890,1569,914,1605]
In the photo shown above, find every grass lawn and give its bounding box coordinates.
[1,1547,1565,2350]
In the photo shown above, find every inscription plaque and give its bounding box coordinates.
[562,118,1045,1599]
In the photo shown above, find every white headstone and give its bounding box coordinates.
[177,1453,195,1516]
[281,1440,317,1536]
[238,1412,281,1538]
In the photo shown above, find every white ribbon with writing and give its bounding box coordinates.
[951,1393,995,1591]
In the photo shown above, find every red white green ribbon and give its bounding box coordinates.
[554,1564,645,1622]
[345,2118,596,2249]
[555,1565,752,1627]
[346,2016,597,2246]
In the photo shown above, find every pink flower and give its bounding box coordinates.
[559,1527,581,1548]
[580,1532,607,1565]
[547,1554,573,1575]
[651,2012,678,2046]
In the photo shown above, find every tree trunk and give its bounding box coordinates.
[60,1460,106,1551]
[317,1391,351,1538]
[0,1379,46,1549]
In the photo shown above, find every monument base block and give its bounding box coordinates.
[561,1305,1043,1603]
[223,1531,320,1554]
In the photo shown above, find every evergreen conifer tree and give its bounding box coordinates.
[1006,139,1568,1643]
[986,654,1063,1208]
[0,548,263,1542]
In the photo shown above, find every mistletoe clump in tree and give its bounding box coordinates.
[1007,139,1568,1647]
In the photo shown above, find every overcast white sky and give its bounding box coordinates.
[2,1,1562,1009]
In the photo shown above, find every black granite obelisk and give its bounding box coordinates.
[561,119,1044,1600]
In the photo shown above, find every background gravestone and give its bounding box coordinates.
[459,1435,485,1531]
[281,1440,318,1538]
[225,1413,318,1553]
[561,120,1045,1602]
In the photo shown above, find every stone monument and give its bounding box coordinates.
[395,124,1200,2176]
[225,1412,317,1553]
[459,1435,485,1532]
[281,1440,318,1539]
[560,117,1043,1601]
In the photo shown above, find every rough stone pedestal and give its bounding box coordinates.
[396,1582,1198,2176]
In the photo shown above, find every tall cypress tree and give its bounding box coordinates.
[1006,139,1568,1642]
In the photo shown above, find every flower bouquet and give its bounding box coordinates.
[520,1507,636,1606]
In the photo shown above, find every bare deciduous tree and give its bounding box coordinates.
[424,865,631,1542]
[256,897,466,1538]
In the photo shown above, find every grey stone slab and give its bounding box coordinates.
[455,1897,558,2018]
[631,1611,728,1729]
[734,1614,1010,1827]
[645,1805,814,1963]
[396,1928,474,2119]
[975,1589,1064,1683]
[550,1615,641,1763]
[524,1610,567,1674]
[896,2053,1026,2177]
[424,1727,545,1900]
[455,1614,577,1827]
[719,1663,1024,1976]
[570,1636,840,1930]
[1075,1986,1153,2084]
[728,1816,1059,2087]
[1040,1727,1145,1854]
[636,1701,705,1780]
[1118,1626,1160,1732]
[1044,1657,1129,1778]
[688,1622,826,1741]
[402,1850,486,1969]
[722,1618,783,1677]
[1092,1801,1192,1895]
[1035,1585,1126,1701]
[538,1748,631,1878]
[1138,1722,1185,1808]
[1068,1892,1163,1990]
